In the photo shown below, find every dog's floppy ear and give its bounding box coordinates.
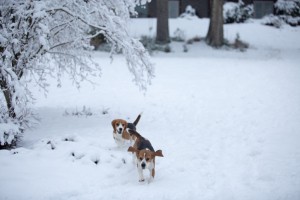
[154,150,164,157]
[111,120,117,132]
[128,146,138,153]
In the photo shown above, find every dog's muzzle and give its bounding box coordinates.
[117,128,123,134]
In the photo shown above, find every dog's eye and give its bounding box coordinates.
[122,123,125,127]
[139,157,143,160]
[116,123,119,126]
[146,158,150,161]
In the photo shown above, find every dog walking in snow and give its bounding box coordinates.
[127,129,164,182]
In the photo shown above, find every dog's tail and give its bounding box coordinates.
[133,113,142,126]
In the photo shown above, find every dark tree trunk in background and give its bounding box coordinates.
[206,0,224,47]
[156,0,170,44]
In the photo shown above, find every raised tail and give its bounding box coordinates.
[133,113,142,126]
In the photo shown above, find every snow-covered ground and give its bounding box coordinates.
[1,18,300,200]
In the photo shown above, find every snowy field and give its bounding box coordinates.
[1,18,300,200]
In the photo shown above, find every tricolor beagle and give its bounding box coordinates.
[128,130,163,182]
[111,114,141,147]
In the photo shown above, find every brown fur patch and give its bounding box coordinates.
[122,131,131,140]
[128,130,143,149]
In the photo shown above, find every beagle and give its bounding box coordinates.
[111,114,141,147]
[128,130,163,182]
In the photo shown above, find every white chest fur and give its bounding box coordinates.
[113,132,124,146]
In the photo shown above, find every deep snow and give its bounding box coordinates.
[0,18,300,200]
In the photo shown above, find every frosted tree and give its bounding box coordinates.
[0,0,153,148]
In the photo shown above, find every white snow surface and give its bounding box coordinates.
[1,18,300,200]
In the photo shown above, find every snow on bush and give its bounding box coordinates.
[223,1,253,24]
[275,0,300,17]
[173,28,186,42]
[64,106,93,117]
[0,121,21,147]
[261,14,285,28]
[262,0,300,27]
[179,5,199,20]
[0,107,22,147]
[284,15,300,25]
[262,14,300,27]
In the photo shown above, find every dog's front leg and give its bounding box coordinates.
[147,167,155,183]
[138,166,145,182]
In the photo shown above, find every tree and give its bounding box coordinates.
[0,0,154,148]
[156,0,170,44]
[206,0,224,47]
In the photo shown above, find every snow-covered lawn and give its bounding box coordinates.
[0,19,300,200]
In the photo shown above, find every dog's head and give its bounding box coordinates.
[111,119,128,135]
[128,146,163,169]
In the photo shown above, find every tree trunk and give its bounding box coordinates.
[206,0,224,47]
[156,0,170,44]
[0,81,16,119]
[0,56,19,119]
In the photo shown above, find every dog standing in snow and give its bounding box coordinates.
[127,129,163,182]
[111,114,141,147]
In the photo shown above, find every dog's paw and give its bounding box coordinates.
[139,179,145,182]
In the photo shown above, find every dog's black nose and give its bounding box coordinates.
[141,163,146,169]
[118,128,123,133]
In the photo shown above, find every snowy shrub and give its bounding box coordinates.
[0,108,22,149]
[63,106,109,117]
[186,36,202,45]
[0,120,21,148]
[224,2,240,23]
[269,0,300,26]
[140,36,171,53]
[139,35,156,54]
[275,0,300,17]
[261,14,285,28]
[0,0,153,148]
[232,33,249,51]
[223,33,249,52]
[223,1,253,23]
[283,15,300,25]
[0,97,37,148]
[242,4,254,21]
[262,14,300,27]
[180,5,199,20]
[138,25,156,54]
[64,106,93,117]
[163,44,171,53]
[172,28,186,42]
[192,36,201,42]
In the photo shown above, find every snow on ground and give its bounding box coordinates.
[1,19,300,200]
